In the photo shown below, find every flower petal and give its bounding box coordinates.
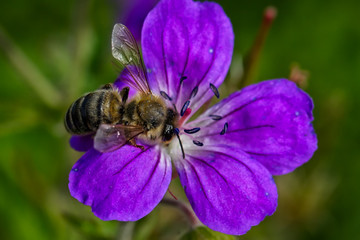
[172,143,277,235]
[185,79,317,175]
[142,0,234,116]
[118,0,158,41]
[114,68,138,100]
[69,145,172,221]
[69,135,93,152]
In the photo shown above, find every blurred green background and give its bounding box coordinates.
[0,0,359,239]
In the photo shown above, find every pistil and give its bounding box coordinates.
[178,108,192,127]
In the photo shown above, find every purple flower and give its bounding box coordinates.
[68,0,317,235]
[117,0,158,41]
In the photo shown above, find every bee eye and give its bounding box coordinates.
[163,124,174,141]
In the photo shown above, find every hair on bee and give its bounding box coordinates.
[65,23,181,153]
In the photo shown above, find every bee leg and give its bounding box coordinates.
[129,138,145,151]
[99,83,113,90]
[120,87,130,103]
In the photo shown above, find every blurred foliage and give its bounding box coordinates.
[180,227,236,240]
[0,0,359,239]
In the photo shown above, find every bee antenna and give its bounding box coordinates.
[174,128,185,159]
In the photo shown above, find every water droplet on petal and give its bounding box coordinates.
[295,111,300,116]
[209,48,214,54]
[73,168,78,172]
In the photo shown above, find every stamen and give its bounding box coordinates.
[184,127,200,134]
[209,114,222,120]
[193,140,203,146]
[220,122,228,135]
[172,103,178,113]
[181,100,190,116]
[209,83,220,98]
[190,86,198,99]
[180,76,187,84]
[178,108,192,127]
[174,128,185,159]
[160,91,172,101]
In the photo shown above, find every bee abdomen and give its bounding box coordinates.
[65,90,122,135]
[65,93,94,135]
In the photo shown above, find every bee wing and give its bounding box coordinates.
[94,124,144,153]
[112,24,151,94]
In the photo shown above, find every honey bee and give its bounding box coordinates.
[65,24,181,153]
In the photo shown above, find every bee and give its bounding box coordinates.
[64,83,129,135]
[65,24,182,153]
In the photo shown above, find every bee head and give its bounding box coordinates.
[162,108,178,142]
[162,124,175,141]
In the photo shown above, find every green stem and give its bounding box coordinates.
[118,222,135,240]
[0,26,62,109]
[239,6,277,88]
[161,198,199,227]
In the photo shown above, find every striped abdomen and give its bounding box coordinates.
[64,90,123,135]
